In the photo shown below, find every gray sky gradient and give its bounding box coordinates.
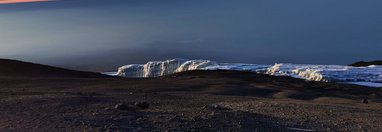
[0,0,381,71]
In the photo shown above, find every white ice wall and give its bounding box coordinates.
[116,59,382,84]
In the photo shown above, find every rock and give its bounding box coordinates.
[114,103,130,111]
[209,104,229,110]
[209,111,215,117]
[349,60,382,67]
[135,102,150,109]
[363,98,369,104]
[114,102,149,111]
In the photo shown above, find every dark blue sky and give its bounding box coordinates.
[1,0,381,70]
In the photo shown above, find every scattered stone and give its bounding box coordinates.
[104,107,111,110]
[135,102,150,109]
[363,98,369,104]
[209,104,229,110]
[209,111,215,117]
[114,103,130,111]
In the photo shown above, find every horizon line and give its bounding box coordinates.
[0,0,54,4]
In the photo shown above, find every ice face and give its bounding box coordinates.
[265,63,382,82]
[117,59,186,77]
[115,59,382,85]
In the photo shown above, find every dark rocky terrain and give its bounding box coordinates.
[0,59,381,131]
[350,60,382,67]
[0,59,109,78]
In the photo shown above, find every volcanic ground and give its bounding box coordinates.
[0,59,381,131]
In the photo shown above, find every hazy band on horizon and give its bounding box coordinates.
[0,0,53,4]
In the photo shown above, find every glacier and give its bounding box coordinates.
[113,59,382,87]
[117,59,218,77]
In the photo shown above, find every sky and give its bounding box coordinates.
[0,0,381,71]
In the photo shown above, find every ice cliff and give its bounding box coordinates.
[117,59,218,77]
[115,59,382,85]
[265,63,382,82]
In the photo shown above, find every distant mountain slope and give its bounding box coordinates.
[350,61,382,67]
[0,59,110,78]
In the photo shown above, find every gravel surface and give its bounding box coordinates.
[0,70,381,131]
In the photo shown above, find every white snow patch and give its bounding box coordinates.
[102,72,119,76]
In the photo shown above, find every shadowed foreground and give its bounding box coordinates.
[0,69,381,131]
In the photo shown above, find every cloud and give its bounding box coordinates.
[0,0,53,4]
